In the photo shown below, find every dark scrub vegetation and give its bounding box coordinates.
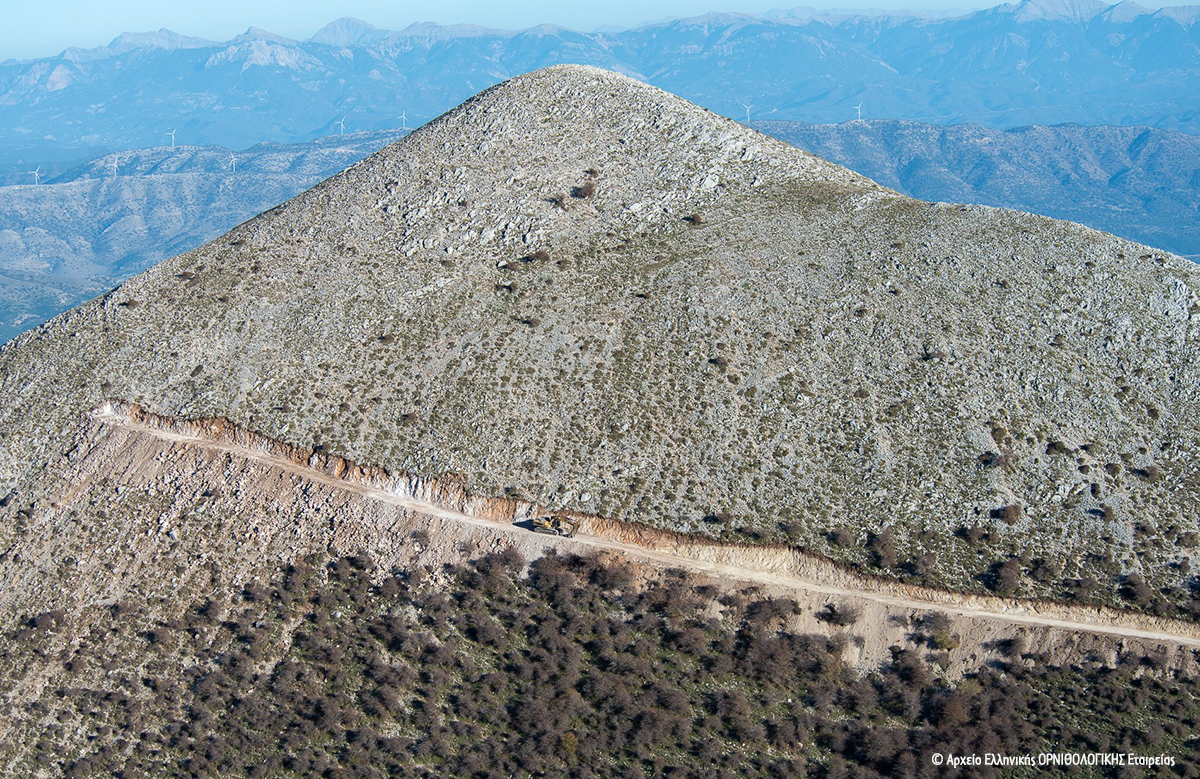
[3,550,1197,778]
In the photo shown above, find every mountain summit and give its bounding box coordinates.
[308,17,393,46]
[998,0,1111,22]
[1,65,1197,609]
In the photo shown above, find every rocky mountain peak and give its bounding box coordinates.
[254,64,872,261]
[231,27,300,46]
[61,29,218,62]
[0,65,1196,618]
[1003,0,1111,22]
[1090,0,1151,22]
[308,17,390,46]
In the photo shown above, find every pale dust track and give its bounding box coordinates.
[94,409,1200,650]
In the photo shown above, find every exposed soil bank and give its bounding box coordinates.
[73,400,1200,673]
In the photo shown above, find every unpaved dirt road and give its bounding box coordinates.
[92,405,1200,650]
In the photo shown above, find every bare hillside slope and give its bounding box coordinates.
[1,65,1198,609]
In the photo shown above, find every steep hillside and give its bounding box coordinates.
[4,121,1199,343]
[1,404,1196,776]
[1,65,1198,610]
[4,550,1196,778]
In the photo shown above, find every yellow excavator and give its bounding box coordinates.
[532,514,581,537]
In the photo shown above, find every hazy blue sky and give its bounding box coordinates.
[3,0,1195,60]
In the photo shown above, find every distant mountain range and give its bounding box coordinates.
[3,0,1200,173]
[0,132,405,341]
[763,119,1200,258]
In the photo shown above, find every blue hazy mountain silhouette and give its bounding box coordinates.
[2,0,1199,172]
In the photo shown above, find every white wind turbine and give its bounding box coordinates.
[167,128,177,148]
[30,166,41,185]
[854,102,863,122]
[398,110,409,130]
[737,99,754,123]
[109,158,118,176]
[229,154,236,173]
[334,116,346,135]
